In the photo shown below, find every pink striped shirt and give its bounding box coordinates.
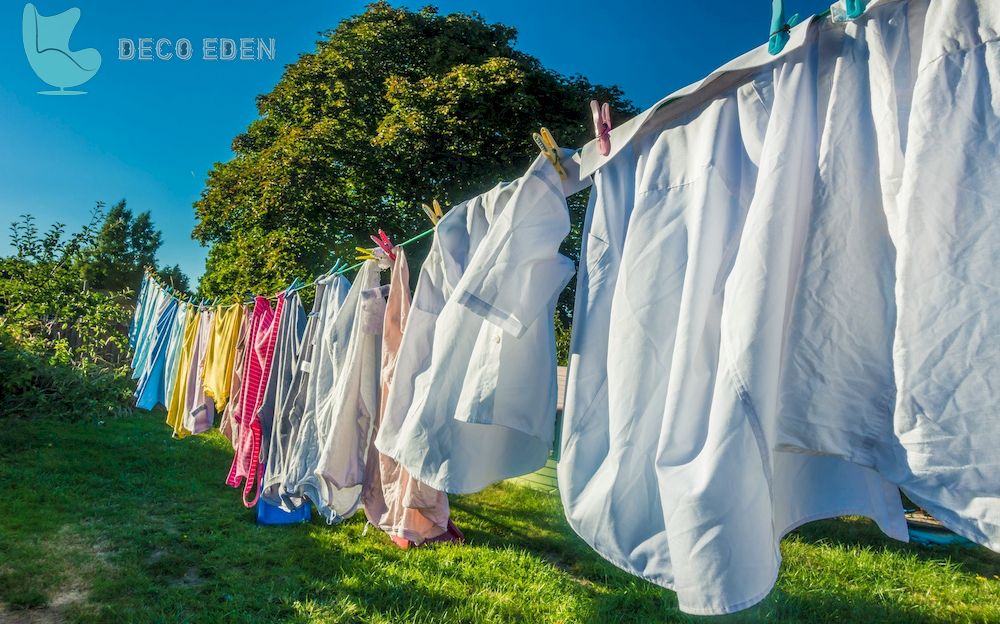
[227,294,285,507]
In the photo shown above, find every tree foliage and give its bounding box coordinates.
[194,2,636,304]
[79,199,186,293]
[0,208,131,369]
[157,264,190,293]
[0,205,177,420]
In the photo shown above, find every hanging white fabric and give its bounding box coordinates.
[563,0,1000,614]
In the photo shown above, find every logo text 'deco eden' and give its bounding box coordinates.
[118,38,276,62]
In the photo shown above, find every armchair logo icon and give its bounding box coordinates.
[22,3,101,95]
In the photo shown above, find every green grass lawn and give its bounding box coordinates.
[1,413,999,623]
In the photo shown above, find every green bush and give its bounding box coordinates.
[0,333,132,421]
[0,209,136,421]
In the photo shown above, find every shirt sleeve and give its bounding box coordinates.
[454,152,580,338]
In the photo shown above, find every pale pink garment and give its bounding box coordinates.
[219,306,251,447]
[183,308,216,435]
[227,295,285,507]
[362,249,459,547]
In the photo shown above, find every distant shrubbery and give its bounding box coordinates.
[0,333,133,420]
[0,203,184,420]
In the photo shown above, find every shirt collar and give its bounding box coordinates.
[579,9,825,178]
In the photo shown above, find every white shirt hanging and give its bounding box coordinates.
[313,262,387,520]
[376,151,590,494]
[557,0,963,613]
[280,274,352,518]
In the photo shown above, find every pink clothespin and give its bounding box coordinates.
[590,100,612,156]
[370,229,396,262]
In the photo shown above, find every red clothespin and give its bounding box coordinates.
[590,100,612,156]
[370,229,396,262]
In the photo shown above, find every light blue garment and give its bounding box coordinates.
[162,303,190,405]
[131,283,167,379]
[128,275,149,349]
[134,297,179,410]
[282,272,357,523]
[266,275,351,513]
[375,153,583,495]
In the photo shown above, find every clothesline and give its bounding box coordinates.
[145,223,439,309]
[334,225,436,276]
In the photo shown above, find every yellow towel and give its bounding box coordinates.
[165,306,198,438]
[202,304,244,411]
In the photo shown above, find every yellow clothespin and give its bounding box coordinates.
[421,199,445,226]
[355,246,379,262]
[532,127,567,180]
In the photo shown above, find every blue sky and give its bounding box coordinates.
[0,0,836,285]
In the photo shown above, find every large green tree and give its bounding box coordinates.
[194,2,635,303]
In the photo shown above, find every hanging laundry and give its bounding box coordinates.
[134,295,179,410]
[162,301,190,410]
[257,293,307,475]
[375,150,589,494]
[165,305,199,438]
[261,290,322,509]
[306,261,384,522]
[362,248,458,548]
[871,0,1000,555]
[131,279,169,380]
[227,294,285,507]
[131,283,173,393]
[128,274,151,349]
[560,0,1000,615]
[219,305,252,448]
[251,292,309,523]
[268,274,352,514]
[183,307,216,435]
[202,303,244,411]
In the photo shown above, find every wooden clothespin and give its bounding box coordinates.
[420,199,446,226]
[590,101,612,157]
[532,127,568,180]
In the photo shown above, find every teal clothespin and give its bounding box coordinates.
[844,0,865,19]
[327,259,346,275]
[768,0,800,55]
[285,278,301,295]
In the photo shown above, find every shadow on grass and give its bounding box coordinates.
[2,414,998,623]
[789,516,1000,579]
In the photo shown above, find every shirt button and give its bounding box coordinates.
[494,335,501,344]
